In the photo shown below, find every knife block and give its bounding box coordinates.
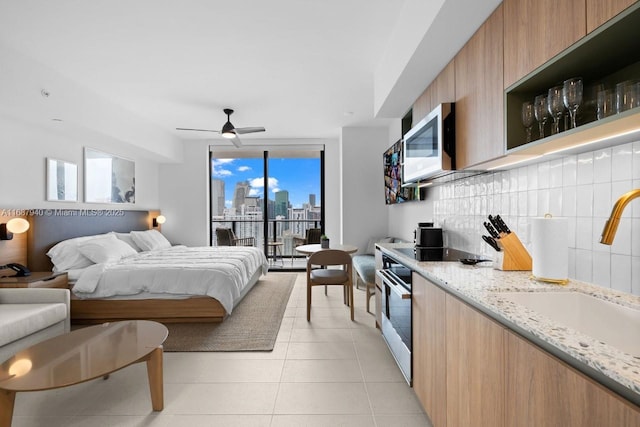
[493,232,532,271]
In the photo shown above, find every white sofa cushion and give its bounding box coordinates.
[0,303,68,347]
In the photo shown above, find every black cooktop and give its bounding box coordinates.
[395,247,481,262]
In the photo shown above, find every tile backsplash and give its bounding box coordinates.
[432,141,640,296]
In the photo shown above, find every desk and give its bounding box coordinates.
[267,242,284,266]
[295,244,358,255]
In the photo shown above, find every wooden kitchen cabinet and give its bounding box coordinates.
[587,0,638,32]
[412,60,456,125]
[505,330,640,427]
[412,87,432,127]
[503,0,586,88]
[454,5,504,169]
[412,273,447,427]
[445,294,505,427]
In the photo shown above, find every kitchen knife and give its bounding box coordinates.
[482,235,501,251]
[488,215,504,234]
[495,215,511,234]
[483,221,500,239]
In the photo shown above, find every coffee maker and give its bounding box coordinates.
[414,222,444,260]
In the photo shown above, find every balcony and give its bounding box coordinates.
[211,219,322,270]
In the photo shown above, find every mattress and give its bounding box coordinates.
[71,246,268,313]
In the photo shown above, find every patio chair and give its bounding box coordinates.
[215,227,255,247]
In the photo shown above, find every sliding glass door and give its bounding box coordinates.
[210,146,324,268]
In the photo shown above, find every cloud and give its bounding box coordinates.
[212,168,233,178]
[214,159,235,165]
[238,166,251,172]
[249,177,279,189]
[248,188,261,197]
[211,159,235,178]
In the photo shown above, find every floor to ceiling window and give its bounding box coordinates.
[210,146,324,269]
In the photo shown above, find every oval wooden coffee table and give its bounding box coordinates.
[0,320,168,427]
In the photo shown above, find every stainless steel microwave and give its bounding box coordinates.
[402,102,455,183]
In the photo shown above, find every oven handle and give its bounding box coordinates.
[376,270,411,299]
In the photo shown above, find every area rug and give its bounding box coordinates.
[162,273,296,352]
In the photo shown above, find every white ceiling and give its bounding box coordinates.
[0,0,501,155]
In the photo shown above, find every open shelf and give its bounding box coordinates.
[505,2,640,153]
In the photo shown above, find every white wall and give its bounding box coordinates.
[341,127,390,253]
[159,138,342,248]
[0,115,160,210]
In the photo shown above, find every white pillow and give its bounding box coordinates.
[78,234,138,264]
[47,234,110,271]
[130,230,171,251]
[110,232,142,252]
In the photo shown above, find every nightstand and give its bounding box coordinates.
[0,272,68,289]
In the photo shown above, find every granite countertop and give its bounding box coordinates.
[377,242,640,406]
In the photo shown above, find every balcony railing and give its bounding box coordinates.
[211,219,322,260]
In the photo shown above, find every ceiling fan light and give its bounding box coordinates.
[222,130,236,139]
[221,121,236,138]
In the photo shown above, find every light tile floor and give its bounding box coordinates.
[11,273,432,426]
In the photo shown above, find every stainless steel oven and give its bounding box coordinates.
[376,253,412,385]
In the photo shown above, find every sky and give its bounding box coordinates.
[211,157,320,209]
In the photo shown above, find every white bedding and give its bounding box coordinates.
[72,245,268,313]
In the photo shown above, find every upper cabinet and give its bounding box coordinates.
[407,0,639,173]
[412,60,455,125]
[587,0,638,32]
[503,0,586,89]
[455,5,504,169]
[504,2,640,154]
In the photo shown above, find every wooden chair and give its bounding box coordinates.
[215,227,255,247]
[306,249,354,322]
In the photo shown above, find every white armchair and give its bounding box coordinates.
[0,288,70,363]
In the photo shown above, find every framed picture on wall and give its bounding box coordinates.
[46,158,78,202]
[84,148,135,203]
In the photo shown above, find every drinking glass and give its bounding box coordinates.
[534,95,549,139]
[521,101,535,142]
[547,85,564,134]
[597,89,614,119]
[616,80,640,113]
[562,77,583,129]
[582,83,604,124]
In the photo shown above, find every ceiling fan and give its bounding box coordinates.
[176,108,265,148]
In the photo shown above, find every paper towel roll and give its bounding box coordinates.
[531,216,568,282]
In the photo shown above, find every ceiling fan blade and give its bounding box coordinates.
[230,134,242,148]
[176,127,220,133]
[234,127,265,134]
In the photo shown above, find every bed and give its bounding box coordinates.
[25,210,268,324]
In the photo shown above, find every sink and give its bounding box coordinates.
[499,291,640,357]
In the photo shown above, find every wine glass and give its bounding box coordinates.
[547,85,564,134]
[534,95,549,139]
[563,77,583,129]
[521,101,534,142]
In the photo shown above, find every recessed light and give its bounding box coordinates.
[51,118,63,122]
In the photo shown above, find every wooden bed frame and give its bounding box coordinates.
[24,209,245,324]
[70,295,227,324]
